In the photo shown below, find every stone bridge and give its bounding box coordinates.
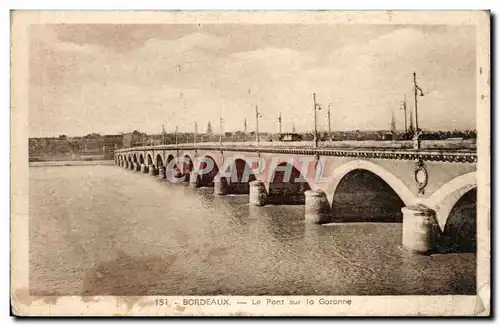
[114,143,477,254]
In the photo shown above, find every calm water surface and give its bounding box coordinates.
[29,165,476,296]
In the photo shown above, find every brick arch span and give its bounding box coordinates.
[326,160,415,207]
[424,172,476,230]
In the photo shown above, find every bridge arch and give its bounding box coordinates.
[166,154,174,164]
[331,168,407,222]
[268,161,311,204]
[139,153,145,164]
[147,153,153,166]
[228,158,257,194]
[425,172,476,230]
[198,155,219,187]
[166,154,194,182]
[438,187,477,253]
[156,154,164,168]
[182,155,194,178]
[327,160,415,207]
[132,153,138,163]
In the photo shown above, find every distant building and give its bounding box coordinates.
[123,131,147,148]
[380,132,394,141]
[102,134,123,159]
[103,134,123,145]
[145,134,164,146]
[279,133,302,142]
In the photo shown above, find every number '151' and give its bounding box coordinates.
[156,299,168,306]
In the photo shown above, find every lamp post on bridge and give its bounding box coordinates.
[278,112,282,135]
[312,93,322,148]
[412,72,425,149]
[243,118,247,142]
[327,103,332,136]
[175,125,178,146]
[194,121,198,147]
[413,72,422,133]
[180,91,188,144]
[161,124,167,145]
[219,116,224,148]
[400,94,408,134]
[255,105,262,146]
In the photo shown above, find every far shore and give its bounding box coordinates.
[29,160,115,167]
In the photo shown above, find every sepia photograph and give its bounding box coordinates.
[10,10,490,316]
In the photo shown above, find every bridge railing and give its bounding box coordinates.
[114,140,477,163]
[116,139,476,152]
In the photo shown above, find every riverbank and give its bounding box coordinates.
[29,160,115,167]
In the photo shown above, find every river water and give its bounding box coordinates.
[29,165,476,296]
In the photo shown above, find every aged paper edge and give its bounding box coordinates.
[10,10,491,317]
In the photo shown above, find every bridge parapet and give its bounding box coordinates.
[115,143,476,163]
[116,139,475,151]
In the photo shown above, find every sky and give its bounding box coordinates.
[29,23,477,137]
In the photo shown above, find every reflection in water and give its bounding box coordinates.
[82,250,178,295]
[29,165,476,296]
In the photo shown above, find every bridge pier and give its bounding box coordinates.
[149,164,158,176]
[130,162,135,171]
[304,190,331,224]
[401,205,440,254]
[135,163,141,172]
[171,168,184,183]
[158,166,166,180]
[141,163,149,173]
[249,180,268,206]
[214,177,229,196]
[189,171,201,188]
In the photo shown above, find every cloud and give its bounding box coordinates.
[29,26,476,137]
[232,47,314,68]
[299,27,476,131]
